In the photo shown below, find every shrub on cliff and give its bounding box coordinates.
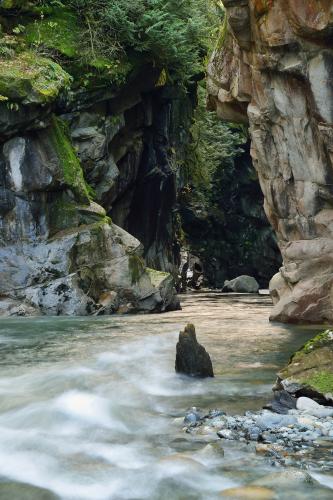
[65,0,219,82]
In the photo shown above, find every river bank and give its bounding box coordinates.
[0,292,331,499]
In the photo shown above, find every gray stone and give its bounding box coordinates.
[184,407,204,426]
[297,397,333,418]
[222,275,259,293]
[217,429,238,440]
[256,412,297,430]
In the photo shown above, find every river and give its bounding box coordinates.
[0,292,332,499]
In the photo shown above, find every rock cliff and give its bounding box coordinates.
[0,4,186,316]
[208,1,333,323]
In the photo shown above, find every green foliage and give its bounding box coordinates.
[60,0,221,83]
[184,82,247,190]
[24,9,80,58]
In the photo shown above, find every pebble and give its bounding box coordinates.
[183,396,333,464]
[184,407,204,426]
[217,429,239,440]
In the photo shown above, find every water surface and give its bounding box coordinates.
[0,292,331,499]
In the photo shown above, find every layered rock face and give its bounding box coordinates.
[0,13,186,316]
[0,103,179,316]
[208,1,333,323]
[67,77,194,276]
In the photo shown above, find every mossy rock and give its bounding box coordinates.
[48,115,90,203]
[48,194,110,237]
[293,329,333,356]
[146,267,170,287]
[128,254,145,284]
[277,329,333,403]
[0,51,71,104]
[22,6,133,88]
[216,14,228,51]
[24,8,80,58]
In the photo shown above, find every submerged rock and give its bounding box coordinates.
[184,407,205,426]
[0,482,58,500]
[222,275,259,294]
[276,330,333,404]
[220,485,275,499]
[182,396,333,462]
[264,390,297,415]
[175,323,214,378]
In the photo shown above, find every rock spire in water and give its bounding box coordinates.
[175,323,214,378]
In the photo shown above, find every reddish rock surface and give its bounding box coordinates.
[208,0,333,323]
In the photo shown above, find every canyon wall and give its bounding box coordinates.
[208,0,333,323]
[0,6,189,316]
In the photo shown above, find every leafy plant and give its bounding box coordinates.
[63,0,220,83]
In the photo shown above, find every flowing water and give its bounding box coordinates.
[0,292,332,499]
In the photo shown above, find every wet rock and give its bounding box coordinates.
[0,482,59,500]
[184,407,204,426]
[217,429,239,440]
[296,397,333,418]
[252,469,314,488]
[0,298,39,317]
[175,324,214,378]
[146,268,180,312]
[207,1,333,323]
[208,409,226,419]
[255,412,297,431]
[220,485,275,499]
[222,275,259,293]
[247,426,261,441]
[264,390,297,414]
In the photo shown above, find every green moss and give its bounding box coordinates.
[0,50,71,103]
[49,196,112,237]
[24,9,80,58]
[48,194,79,235]
[216,14,228,51]
[49,115,90,203]
[296,329,333,357]
[128,254,145,284]
[302,371,333,395]
[146,267,169,287]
